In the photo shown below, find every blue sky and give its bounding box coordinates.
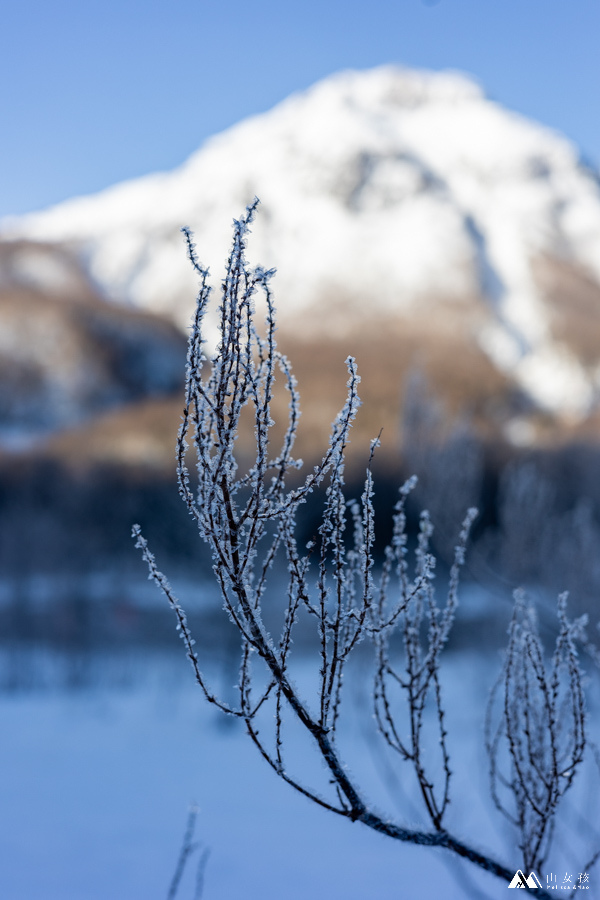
[1,0,598,219]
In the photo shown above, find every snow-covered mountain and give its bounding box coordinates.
[3,65,600,419]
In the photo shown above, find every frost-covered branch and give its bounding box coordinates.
[486,591,590,875]
[132,201,596,897]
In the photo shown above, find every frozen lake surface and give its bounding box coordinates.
[1,645,598,900]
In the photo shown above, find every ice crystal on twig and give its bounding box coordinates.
[133,201,596,896]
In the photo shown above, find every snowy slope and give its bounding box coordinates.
[4,66,600,417]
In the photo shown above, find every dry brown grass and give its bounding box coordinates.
[533,253,600,368]
[27,395,184,475]
[274,312,515,473]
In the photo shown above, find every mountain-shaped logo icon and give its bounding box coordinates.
[508,870,543,888]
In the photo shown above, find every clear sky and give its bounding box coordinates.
[1,0,598,219]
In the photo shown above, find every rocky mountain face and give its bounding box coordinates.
[0,240,186,445]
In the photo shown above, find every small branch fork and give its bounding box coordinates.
[166,804,210,900]
[133,200,593,898]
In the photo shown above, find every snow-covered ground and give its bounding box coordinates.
[1,644,598,899]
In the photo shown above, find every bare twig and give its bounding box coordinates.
[167,805,200,900]
[134,201,595,898]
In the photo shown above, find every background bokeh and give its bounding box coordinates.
[2,4,600,899]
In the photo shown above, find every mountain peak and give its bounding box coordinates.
[282,64,485,111]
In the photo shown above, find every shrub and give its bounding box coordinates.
[134,200,596,896]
